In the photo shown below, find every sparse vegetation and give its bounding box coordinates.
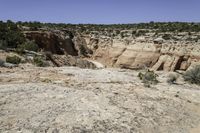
[0,20,25,49]
[183,65,200,85]
[0,20,200,50]
[6,55,21,64]
[0,40,8,50]
[138,70,159,87]
[33,56,47,67]
[17,40,39,52]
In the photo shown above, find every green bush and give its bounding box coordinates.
[162,34,171,40]
[183,65,200,85]
[138,70,159,87]
[0,20,25,49]
[0,40,8,50]
[6,55,21,64]
[17,40,39,52]
[33,56,47,67]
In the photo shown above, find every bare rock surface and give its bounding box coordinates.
[0,66,200,133]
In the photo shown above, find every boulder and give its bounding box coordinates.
[0,59,5,67]
[3,62,18,68]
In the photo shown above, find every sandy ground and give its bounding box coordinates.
[0,65,200,133]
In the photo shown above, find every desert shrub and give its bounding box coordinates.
[120,32,124,38]
[17,40,39,52]
[183,65,200,85]
[162,34,171,40]
[6,55,21,64]
[138,70,159,87]
[135,30,146,37]
[0,20,25,48]
[33,56,47,67]
[167,73,179,84]
[0,40,8,50]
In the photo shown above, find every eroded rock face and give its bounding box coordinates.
[24,31,93,57]
[90,37,200,71]
[23,30,97,68]
[47,54,96,69]
[23,29,200,71]
[24,31,78,56]
[73,35,93,56]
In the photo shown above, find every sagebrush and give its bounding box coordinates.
[138,69,159,87]
[6,55,21,64]
[33,56,48,67]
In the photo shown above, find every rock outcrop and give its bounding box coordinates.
[89,33,200,71]
[24,31,92,57]
[22,29,200,71]
[24,31,78,55]
[47,54,96,69]
[23,30,96,68]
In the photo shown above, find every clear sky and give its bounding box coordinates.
[0,0,200,24]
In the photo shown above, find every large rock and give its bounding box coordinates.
[47,54,96,69]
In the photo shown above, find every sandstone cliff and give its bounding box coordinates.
[88,31,200,71]
[23,30,96,68]
[21,28,200,71]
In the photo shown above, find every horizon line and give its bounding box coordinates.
[1,19,200,25]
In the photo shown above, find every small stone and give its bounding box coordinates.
[175,94,179,97]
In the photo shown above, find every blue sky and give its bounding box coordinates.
[0,0,200,24]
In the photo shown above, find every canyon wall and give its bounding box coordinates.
[87,31,200,71]
[23,29,200,71]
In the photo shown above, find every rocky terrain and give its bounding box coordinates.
[1,21,200,71]
[88,30,200,71]
[1,22,200,133]
[20,25,200,71]
[0,65,200,133]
